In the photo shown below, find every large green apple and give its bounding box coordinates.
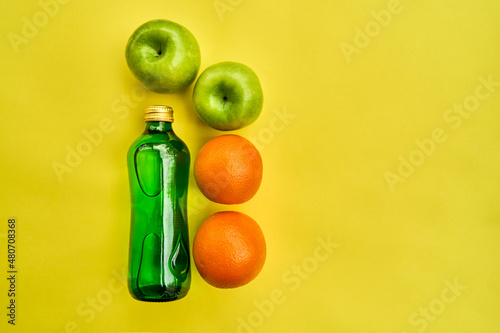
[193,62,263,131]
[125,19,201,94]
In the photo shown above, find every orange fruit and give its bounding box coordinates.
[194,134,263,204]
[193,211,266,288]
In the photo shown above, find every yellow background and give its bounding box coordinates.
[1,0,499,332]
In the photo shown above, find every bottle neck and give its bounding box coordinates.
[144,121,173,134]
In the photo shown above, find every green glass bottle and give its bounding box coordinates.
[127,105,190,302]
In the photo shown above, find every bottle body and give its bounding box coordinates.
[127,120,190,302]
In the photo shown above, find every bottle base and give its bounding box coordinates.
[128,284,189,302]
[130,292,189,302]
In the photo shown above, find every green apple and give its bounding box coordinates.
[125,19,201,94]
[193,62,264,131]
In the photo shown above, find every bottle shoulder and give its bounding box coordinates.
[127,131,190,159]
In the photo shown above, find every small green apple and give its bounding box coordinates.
[193,62,264,131]
[125,19,201,94]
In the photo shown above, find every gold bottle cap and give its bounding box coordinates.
[144,105,174,122]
